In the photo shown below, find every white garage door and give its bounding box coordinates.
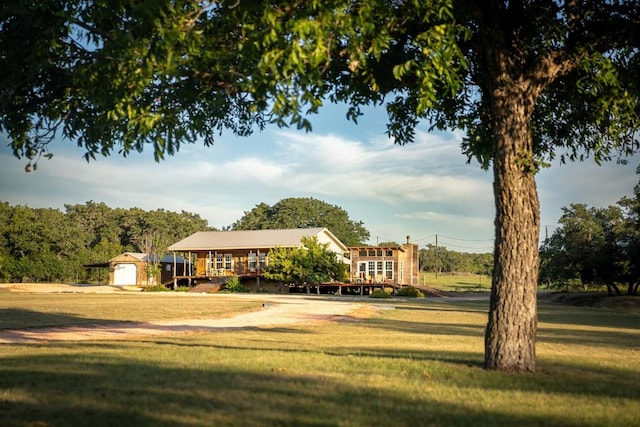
[113,263,137,286]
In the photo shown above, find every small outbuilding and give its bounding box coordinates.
[108,252,190,287]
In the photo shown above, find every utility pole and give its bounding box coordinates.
[435,234,439,280]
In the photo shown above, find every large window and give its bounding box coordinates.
[358,261,394,281]
[385,261,393,279]
[259,252,266,269]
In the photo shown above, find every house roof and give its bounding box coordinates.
[168,227,347,252]
[109,252,189,263]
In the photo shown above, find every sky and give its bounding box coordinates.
[1,103,638,253]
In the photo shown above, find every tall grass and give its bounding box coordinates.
[0,294,638,426]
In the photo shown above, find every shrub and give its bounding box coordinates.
[396,286,425,298]
[225,276,248,293]
[369,289,392,299]
[144,284,171,292]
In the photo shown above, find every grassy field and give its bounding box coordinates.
[419,271,492,292]
[0,293,638,426]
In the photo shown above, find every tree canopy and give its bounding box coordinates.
[229,197,370,246]
[2,1,640,372]
[0,201,211,283]
[263,236,346,285]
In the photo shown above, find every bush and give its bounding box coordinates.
[396,286,424,298]
[369,289,392,299]
[225,276,248,293]
[144,284,171,292]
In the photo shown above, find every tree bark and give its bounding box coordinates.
[483,69,540,372]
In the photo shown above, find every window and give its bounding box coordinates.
[376,261,383,277]
[368,249,375,256]
[359,250,366,257]
[224,254,232,270]
[358,262,367,280]
[385,250,393,257]
[385,261,393,279]
[248,252,257,270]
[399,261,404,281]
[377,249,382,256]
[215,254,223,269]
[258,252,266,269]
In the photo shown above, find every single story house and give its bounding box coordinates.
[166,227,348,287]
[109,252,189,287]
[348,237,419,288]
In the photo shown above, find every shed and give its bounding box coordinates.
[108,252,190,287]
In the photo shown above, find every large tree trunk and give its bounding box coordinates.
[484,83,540,372]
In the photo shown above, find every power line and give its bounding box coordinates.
[436,234,493,242]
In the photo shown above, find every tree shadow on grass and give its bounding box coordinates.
[0,347,632,427]
[537,304,640,330]
[0,308,127,330]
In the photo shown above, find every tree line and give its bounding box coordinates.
[0,201,211,283]
[419,245,493,276]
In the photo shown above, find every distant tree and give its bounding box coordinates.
[264,236,346,286]
[617,165,640,296]
[543,166,640,296]
[420,244,492,275]
[231,198,369,246]
[539,203,628,295]
[225,203,270,231]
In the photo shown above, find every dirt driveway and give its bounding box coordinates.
[0,284,374,344]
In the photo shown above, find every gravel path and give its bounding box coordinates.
[0,292,371,344]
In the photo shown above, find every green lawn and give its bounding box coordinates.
[0,293,638,426]
[419,271,492,291]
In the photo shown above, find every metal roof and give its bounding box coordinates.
[108,252,189,263]
[168,227,346,252]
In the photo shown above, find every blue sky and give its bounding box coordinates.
[1,104,637,253]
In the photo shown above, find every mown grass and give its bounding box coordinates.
[1,294,639,426]
[419,271,492,291]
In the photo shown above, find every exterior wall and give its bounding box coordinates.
[193,249,268,278]
[348,244,419,287]
[108,253,146,286]
[399,243,419,287]
[349,247,400,285]
[315,233,347,256]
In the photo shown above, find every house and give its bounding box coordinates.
[109,252,190,287]
[166,227,348,287]
[347,237,419,288]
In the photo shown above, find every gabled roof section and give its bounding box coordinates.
[168,227,347,252]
